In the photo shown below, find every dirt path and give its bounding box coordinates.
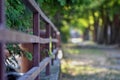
[60,43,120,80]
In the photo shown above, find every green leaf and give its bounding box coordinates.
[25,52,33,61]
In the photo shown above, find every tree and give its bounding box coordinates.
[6,0,120,44]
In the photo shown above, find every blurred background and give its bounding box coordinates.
[6,0,120,80]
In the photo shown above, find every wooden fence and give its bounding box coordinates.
[0,0,60,80]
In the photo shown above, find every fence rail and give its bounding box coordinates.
[0,29,58,43]
[18,57,51,80]
[0,0,60,80]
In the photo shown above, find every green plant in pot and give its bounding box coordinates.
[6,43,32,61]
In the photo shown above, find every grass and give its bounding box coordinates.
[62,43,105,55]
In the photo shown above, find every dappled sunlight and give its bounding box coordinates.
[71,60,93,66]
[78,18,89,28]
[66,48,81,54]
[61,43,120,80]
[71,38,83,43]
[61,58,120,80]
[61,59,109,76]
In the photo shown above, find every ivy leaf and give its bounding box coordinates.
[25,52,33,61]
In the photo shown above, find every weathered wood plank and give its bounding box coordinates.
[33,12,40,69]
[0,29,39,43]
[18,57,51,80]
[0,43,6,80]
[0,29,58,43]
[45,23,50,75]
[32,12,40,80]
[22,0,59,32]
[0,0,5,28]
[0,0,6,80]
[18,67,38,80]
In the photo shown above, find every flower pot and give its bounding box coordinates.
[19,43,33,73]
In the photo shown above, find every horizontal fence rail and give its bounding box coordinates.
[18,57,51,80]
[0,0,61,80]
[0,29,58,43]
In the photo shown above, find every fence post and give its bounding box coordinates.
[57,32,60,48]
[0,43,6,80]
[0,0,6,80]
[56,32,60,59]
[40,30,46,62]
[51,28,54,65]
[33,12,40,80]
[53,30,57,59]
[45,23,51,75]
[0,0,5,27]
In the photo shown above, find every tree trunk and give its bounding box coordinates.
[83,27,90,40]
[112,14,120,45]
[92,10,99,42]
[97,26,104,44]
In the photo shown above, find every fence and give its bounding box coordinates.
[0,0,60,80]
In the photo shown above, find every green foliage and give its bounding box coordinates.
[6,0,32,31]
[24,52,33,61]
[7,43,22,56]
[60,21,70,42]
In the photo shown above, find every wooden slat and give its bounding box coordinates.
[51,38,58,43]
[0,0,5,28]
[45,23,50,75]
[0,43,6,80]
[0,0,6,80]
[41,38,58,44]
[0,29,58,43]
[51,28,54,65]
[22,0,59,32]
[18,57,51,80]
[56,32,61,48]
[33,12,40,80]
[0,29,39,43]
[18,67,38,80]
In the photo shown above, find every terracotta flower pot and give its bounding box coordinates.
[19,43,33,73]
[19,43,47,72]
